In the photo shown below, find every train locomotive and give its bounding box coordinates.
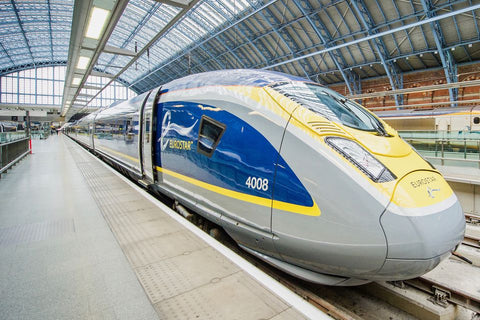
[65,69,465,286]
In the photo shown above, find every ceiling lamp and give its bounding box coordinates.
[72,77,82,86]
[85,7,110,40]
[76,56,91,70]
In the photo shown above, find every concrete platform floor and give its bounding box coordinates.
[0,136,158,319]
[0,135,324,320]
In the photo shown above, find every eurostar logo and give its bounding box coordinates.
[427,186,440,198]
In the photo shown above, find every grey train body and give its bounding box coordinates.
[65,70,465,286]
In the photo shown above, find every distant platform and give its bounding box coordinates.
[436,165,480,185]
[0,135,327,320]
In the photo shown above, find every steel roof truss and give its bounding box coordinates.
[10,0,35,63]
[420,0,458,103]
[154,0,188,9]
[103,45,137,57]
[294,0,360,93]
[350,0,404,106]
[258,4,310,78]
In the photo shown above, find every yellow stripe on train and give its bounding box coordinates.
[156,166,321,216]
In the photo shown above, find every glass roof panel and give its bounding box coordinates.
[0,0,74,76]
[122,0,254,81]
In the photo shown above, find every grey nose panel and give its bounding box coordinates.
[380,198,465,260]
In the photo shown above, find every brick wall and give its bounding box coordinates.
[329,65,480,110]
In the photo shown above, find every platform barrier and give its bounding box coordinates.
[0,136,30,177]
[399,131,480,168]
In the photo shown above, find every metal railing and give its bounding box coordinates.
[0,131,28,144]
[0,136,30,177]
[400,131,480,168]
[30,129,50,140]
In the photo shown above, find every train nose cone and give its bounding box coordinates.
[378,171,465,279]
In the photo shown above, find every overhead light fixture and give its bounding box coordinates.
[85,7,110,40]
[77,56,90,70]
[72,77,81,86]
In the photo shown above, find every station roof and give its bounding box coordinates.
[0,0,73,75]
[1,0,480,118]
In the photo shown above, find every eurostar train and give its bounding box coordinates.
[65,69,465,286]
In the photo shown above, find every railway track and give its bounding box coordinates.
[403,277,480,315]
[463,234,480,249]
[183,205,480,319]
[465,213,480,224]
[220,230,480,320]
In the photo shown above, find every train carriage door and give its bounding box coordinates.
[140,87,162,183]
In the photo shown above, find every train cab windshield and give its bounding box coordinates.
[271,82,388,135]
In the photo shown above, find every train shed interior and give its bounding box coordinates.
[1,1,480,319]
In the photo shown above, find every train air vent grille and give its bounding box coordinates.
[307,120,344,135]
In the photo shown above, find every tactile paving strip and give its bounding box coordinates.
[153,272,287,320]
[136,259,193,303]
[0,218,74,246]
[65,139,296,320]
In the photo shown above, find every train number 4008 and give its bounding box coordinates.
[245,176,269,191]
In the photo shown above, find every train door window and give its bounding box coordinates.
[197,116,226,157]
[474,117,480,125]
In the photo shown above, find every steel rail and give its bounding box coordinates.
[465,213,480,224]
[463,234,480,249]
[404,277,480,314]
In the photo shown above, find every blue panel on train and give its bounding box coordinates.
[154,101,313,207]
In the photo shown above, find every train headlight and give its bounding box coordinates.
[326,137,396,183]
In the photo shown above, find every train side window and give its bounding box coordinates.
[474,117,480,125]
[197,116,226,157]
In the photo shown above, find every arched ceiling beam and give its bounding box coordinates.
[187,12,247,68]
[211,1,269,66]
[350,0,403,107]
[420,0,458,103]
[75,0,203,117]
[329,5,371,73]
[256,4,311,79]
[202,1,258,67]
[0,61,67,77]
[102,1,160,75]
[277,0,323,79]
[265,3,480,99]
[129,0,280,89]
[9,0,35,63]
[0,43,15,68]
[178,22,226,69]
[294,0,360,93]
[47,0,54,62]
[470,0,480,35]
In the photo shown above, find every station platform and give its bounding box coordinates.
[0,135,327,320]
[436,164,480,185]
